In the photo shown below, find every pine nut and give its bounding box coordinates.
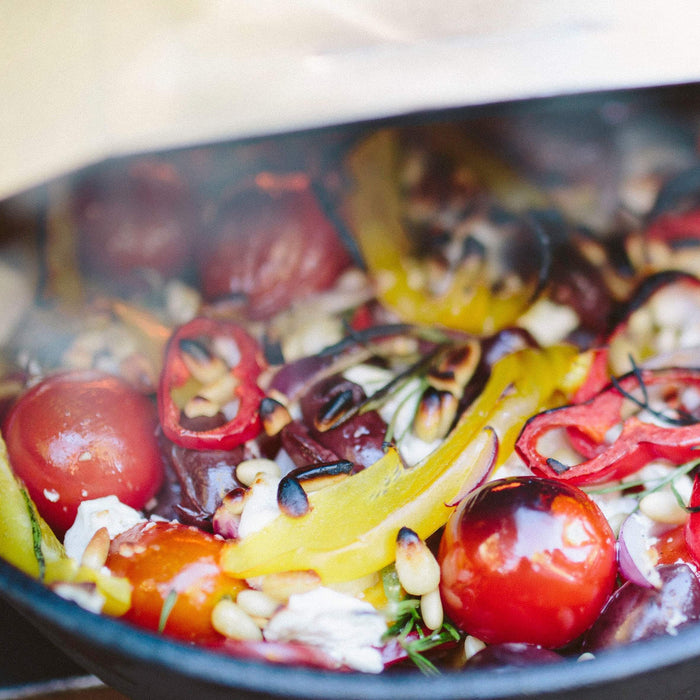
[259,397,292,436]
[236,458,281,487]
[639,490,689,525]
[236,589,280,619]
[198,372,238,406]
[183,395,220,419]
[413,388,458,442]
[80,527,110,569]
[261,570,321,602]
[420,588,443,631]
[179,338,228,384]
[427,340,480,395]
[464,635,486,660]
[315,389,355,431]
[395,527,441,596]
[290,460,353,493]
[211,599,263,641]
[277,474,309,517]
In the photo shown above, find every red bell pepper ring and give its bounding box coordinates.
[158,317,266,450]
[516,367,700,486]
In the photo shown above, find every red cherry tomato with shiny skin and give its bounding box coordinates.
[439,477,617,649]
[3,370,164,536]
[106,521,245,642]
[199,179,351,320]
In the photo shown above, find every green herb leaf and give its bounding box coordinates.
[158,589,178,633]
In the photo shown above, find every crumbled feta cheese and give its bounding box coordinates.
[517,298,579,346]
[263,587,387,673]
[238,474,281,539]
[51,582,105,614]
[63,495,146,562]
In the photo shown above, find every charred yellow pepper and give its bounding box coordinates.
[0,435,131,616]
[347,130,547,335]
[221,344,577,583]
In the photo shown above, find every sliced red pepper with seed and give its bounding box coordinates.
[158,317,266,450]
[516,366,700,486]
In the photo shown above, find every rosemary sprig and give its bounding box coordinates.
[326,345,446,431]
[585,456,700,515]
[383,376,429,446]
[158,589,178,633]
[611,360,697,427]
[380,565,460,676]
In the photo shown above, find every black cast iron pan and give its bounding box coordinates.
[4,84,700,700]
[2,555,700,700]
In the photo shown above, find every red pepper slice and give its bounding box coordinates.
[158,317,266,450]
[516,367,700,485]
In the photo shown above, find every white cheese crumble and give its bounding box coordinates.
[263,587,387,673]
[517,297,580,346]
[63,495,146,562]
[237,474,281,540]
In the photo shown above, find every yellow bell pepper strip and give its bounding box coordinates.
[0,434,131,616]
[220,344,577,584]
[346,130,548,335]
[0,435,63,578]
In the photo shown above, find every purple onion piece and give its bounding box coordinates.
[465,643,564,669]
[582,563,700,651]
[269,354,334,401]
[299,374,388,470]
[280,421,340,469]
[617,512,663,589]
[161,435,249,528]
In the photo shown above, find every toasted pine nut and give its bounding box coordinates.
[639,490,689,525]
[315,389,355,431]
[261,570,321,602]
[80,527,110,569]
[183,395,220,419]
[259,397,292,436]
[413,388,458,443]
[236,589,280,620]
[236,458,281,487]
[427,340,480,395]
[211,599,263,641]
[395,527,441,596]
[179,338,228,384]
[420,588,443,631]
[198,372,238,406]
[277,474,309,517]
[291,460,353,493]
[464,635,486,660]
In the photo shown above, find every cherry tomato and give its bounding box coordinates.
[74,159,195,280]
[199,179,351,320]
[657,524,696,570]
[439,477,616,649]
[3,370,164,536]
[106,521,245,642]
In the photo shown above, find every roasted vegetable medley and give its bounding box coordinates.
[4,93,700,674]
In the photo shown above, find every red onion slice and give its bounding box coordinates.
[618,511,663,589]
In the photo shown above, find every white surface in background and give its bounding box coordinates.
[2,0,700,198]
